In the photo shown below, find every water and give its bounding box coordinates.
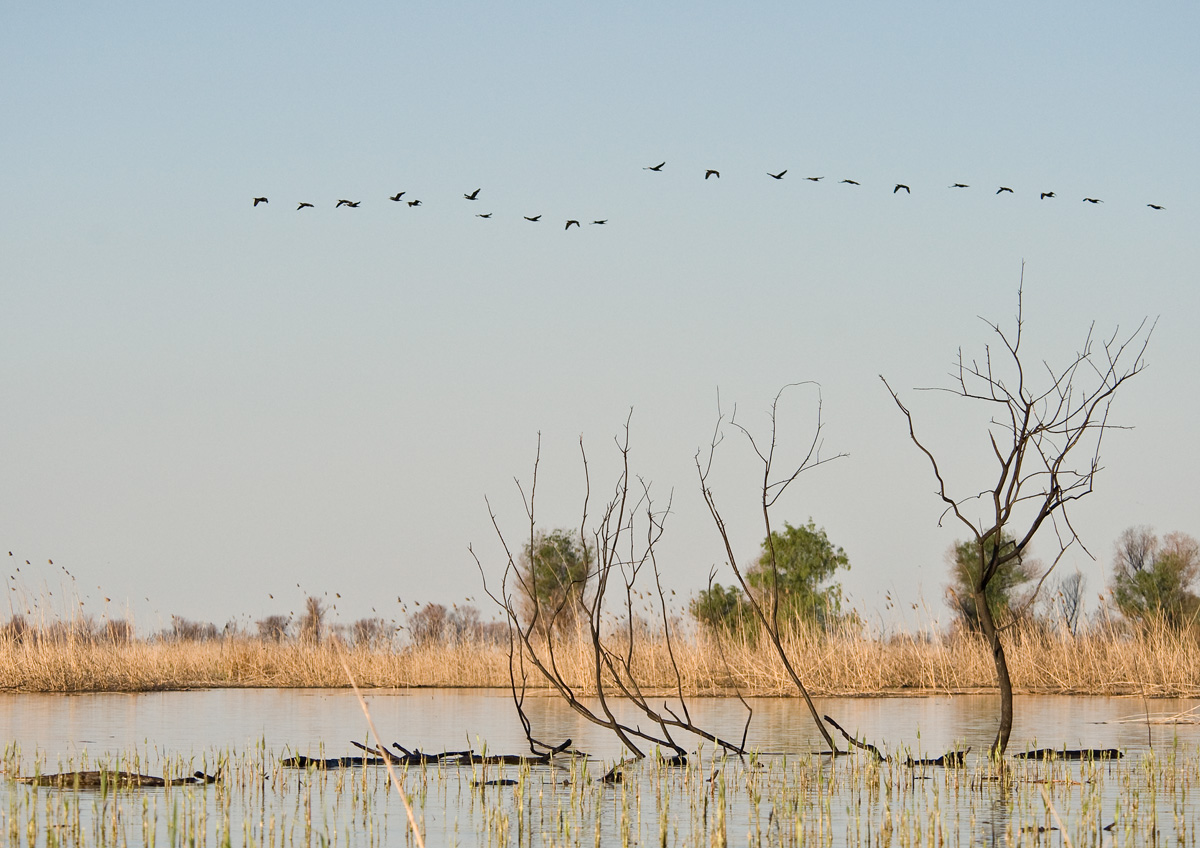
[2,689,1198,845]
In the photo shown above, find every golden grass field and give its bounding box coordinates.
[1,621,1197,695]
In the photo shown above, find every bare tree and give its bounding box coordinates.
[696,383,847,754]
[881,277,1152,757]
[165,616,221,642]
[256,614,291,642]
[475,419,753,762]
[298,596,326,646]
[407,603,448,646]
[1054,570,1086,635]
[351,617,391,649]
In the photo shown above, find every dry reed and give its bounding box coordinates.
[2,620,1199,695]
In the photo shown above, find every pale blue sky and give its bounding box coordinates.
[2,1,1197,634]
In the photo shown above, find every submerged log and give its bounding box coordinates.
[1011,748,1123,761]
[278,755,385,769]
[905,750,969,768]
[282,739,583,770]
[825,715,967,767]
[18,770,218,788]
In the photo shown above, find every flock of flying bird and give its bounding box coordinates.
[250,161,1168,226]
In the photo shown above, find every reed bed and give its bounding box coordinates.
[2,620,1199,695]
[5,737,1200,846]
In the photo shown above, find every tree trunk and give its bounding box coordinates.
[974,586,1013,759]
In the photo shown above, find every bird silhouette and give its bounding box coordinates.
[1040,192,1055,200]
[840,179,860,185]
[297,202,314,210]
[704,169,720,180]
[407,199,422,207]
[950,183,969,188]
[524,215,541,221]
[253,197,268,206]
[475,213,492,218]
[464,188,481,200]
[1083,197,1103,204]
[644,162,665,171]
[996,186,1014,194]
[389,192,406,202]
[805,176,823,182]
[565,219,580,230]
[336,199,354,207]
[1147,203,1165,210]
[894,184,911,194]
[591,219,607,225]
[768,170,787,180]
[345,201,360,208]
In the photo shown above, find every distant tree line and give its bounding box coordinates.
[0,613,133,645]
[0,594,508,649]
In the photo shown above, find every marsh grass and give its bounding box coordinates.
[4,738,1200,846]
[2,617,1199,695]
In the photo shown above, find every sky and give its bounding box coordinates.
[2,1,1197,637]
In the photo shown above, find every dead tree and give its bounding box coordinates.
[473,416,752,761]
[881,276,1153,758]
[696,383,847,754]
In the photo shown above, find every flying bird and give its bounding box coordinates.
[894,184,911,194]
[565,219,580,230]
[996,186,1014,194]
[804,176,823,182]
[524,215,541,221]
[767,170,787,180]
[1040,192,1055,200]
[1147,203,1165,210]
[591,219,607,225]
[1083,197,1103,204]
[464,188,481,200]
[644,161,665,171]
[475,213,492,218]
[407,199,422,207]
[389,192,406,202]
[704,169,720,180]
[344,201,360,208]
[252,197,268,206]
[336,199,355,207]
[840,179,860,185]
[297,202,314,210]
[950,183,969,189]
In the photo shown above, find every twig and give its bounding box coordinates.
[1039,784,1075,848]
[338,655,426,848]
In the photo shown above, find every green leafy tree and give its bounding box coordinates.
[945,533,1038,632]
[518,528,593,638]
[689,582,751,632]
[747,519,851,629]
[1110,527,1200,629]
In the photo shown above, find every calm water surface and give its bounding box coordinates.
[2,689,1198,846]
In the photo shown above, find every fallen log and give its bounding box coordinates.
[824,715,967,767]
[282,739,583,770]
[18,770,218,788]
[905,750,969,768]
[1011,748,1123,761]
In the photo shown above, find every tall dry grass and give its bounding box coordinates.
[2,619,1198,695]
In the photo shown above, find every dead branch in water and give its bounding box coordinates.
[696,384,847,754]
[474,418,752,761]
